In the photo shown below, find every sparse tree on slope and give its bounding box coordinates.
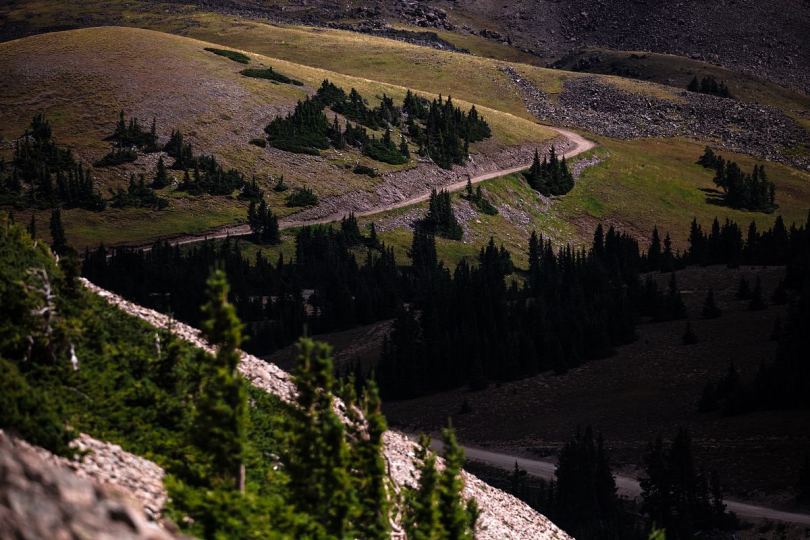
[193,269,248,490]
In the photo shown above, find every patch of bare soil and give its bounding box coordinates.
[383,265,810,509]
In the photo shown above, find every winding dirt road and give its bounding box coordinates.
[428,440,810,526]
[135,127,596,250]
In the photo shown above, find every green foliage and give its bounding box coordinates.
[641,429,731,539]
[462,180,498,215]
[553,427,619,538]
[363,128,409,164]
[523,147,574,196]
[404,92,490,169]
[247,199,280,245]
[698,148,777,212]
[282,338,356,537]
[194,269,248,489]
[204,47,250,64]
[0,357,75,456]
[353,164,378,177]
[110,174,168,210]
[2,115,105,210]
[106,111,159,152]
[422,189,463,240]
[404,429,478,540]
[93,147,137,167]
[265,97,331,155]
[49,208,68,255]
[241,67,302,85]
[151,157,170,189]
[285,186,318,207]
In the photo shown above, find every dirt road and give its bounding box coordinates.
[430,440,810,526]
[134,127,596,250]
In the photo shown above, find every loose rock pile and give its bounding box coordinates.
[0,431,183,540]
[503,66,810,170]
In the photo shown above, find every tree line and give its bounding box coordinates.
[1,215,477,539]
[505,426,734,540]
[81,207,810,399]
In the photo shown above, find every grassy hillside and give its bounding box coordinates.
[359,137,810,267]
[0,26,555,249]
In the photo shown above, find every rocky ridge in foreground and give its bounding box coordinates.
[2,278,570,540]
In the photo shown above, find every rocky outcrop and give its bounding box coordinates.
[503,66,810,170]
[79,278,572,540]
[0,431,183,540]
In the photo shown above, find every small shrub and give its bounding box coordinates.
[249,138,267,148]
[241,67,303,86]
[94,148,137,167]
[204,47,250,64]
[286,187,318,207]
[353,164,378,177]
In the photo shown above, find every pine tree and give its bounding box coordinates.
[283,338,357,537]
[49,208,67,255]
[151,156,169,188]
[682,322,698,345]
[748,276,766,310]
[735,276,751,300]
[406,435,444,539]
[438,425,478,540]
[702,289,721,319]
[193,269,248,490]
[355,381,390,539]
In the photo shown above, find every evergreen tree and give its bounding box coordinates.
[354,381,390,539]
[748,277,766,310]
[735,276,751,300]
[701,289,721,319]
[27,214,36,239]
[49,208,67,255]
[283,338,357,537]
[682,322,698,345]
[438,425,478,540]
[405,435,444,539]
[194,269,248,490]
[151,156,170,189]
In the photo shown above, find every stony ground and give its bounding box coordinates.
[79,278,571,540]
[503,66,810,171]
[0,431,184,539]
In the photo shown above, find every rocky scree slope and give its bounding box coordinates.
[27,278,569,540]
[152,0,810,94]
[0,431,184,540]
[503,66,810,171]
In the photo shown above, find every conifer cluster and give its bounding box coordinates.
[687,75,732,98]
[247,199,280,244]
[698,147,776,212]
[523,146,574,196]
[1,115,105,210]
[110,174,168,210]
[421,188,464,240]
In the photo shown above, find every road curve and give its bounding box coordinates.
[429,440,810,526]
[135,127,596,250]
